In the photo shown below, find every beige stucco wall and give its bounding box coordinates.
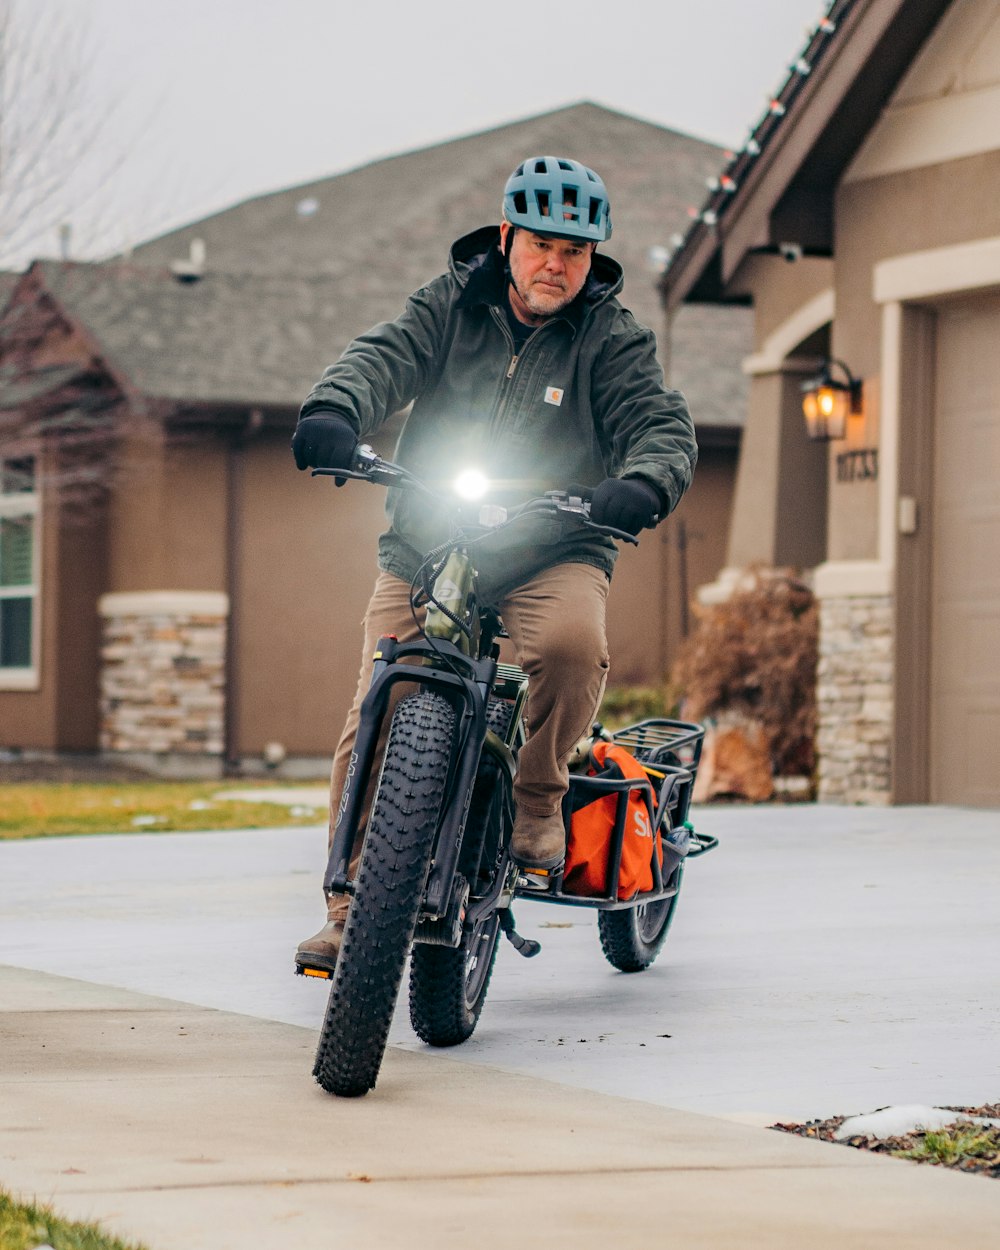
[235,431,390,759]
[707,254,834,576]
[830,150,1000,562]
[608,442,736,684]
[845,0,1000,185]
[815,0,1000,801]
[732,254,833,345]
[827,0,1000,562]
[107,421,229,594]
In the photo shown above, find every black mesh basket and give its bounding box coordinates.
[517,719,711,911]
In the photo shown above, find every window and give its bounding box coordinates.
[0,454,39,682]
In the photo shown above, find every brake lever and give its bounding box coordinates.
[587,522,639,546]
[313,445,429,493]
[311,467,371,482]
[545,493,642,546]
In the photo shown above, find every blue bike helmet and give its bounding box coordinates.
[502,156,612,243]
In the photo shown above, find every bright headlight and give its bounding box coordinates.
[453,468,490,500]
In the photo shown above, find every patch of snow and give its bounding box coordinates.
[835,1104,1000,1141]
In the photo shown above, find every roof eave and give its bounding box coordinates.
[660,0,951,312]
[19,263,147,408]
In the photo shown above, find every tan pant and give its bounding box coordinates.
[325,564,610,909]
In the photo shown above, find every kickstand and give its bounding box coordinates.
[498,908,541,958]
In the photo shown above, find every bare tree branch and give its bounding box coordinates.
[0,0,125,268]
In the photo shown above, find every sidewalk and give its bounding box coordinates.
[6,963,1000,1250]
[3,805,999,1122]
[4,802,1000,1248]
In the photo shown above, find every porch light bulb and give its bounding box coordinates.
[801,359,862,440]
[454,468,490,500]
[802,385,848,439]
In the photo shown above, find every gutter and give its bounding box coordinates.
[223,407,264,774]
[658,0,861,311]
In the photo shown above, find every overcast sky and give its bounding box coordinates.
[7,0,828,267]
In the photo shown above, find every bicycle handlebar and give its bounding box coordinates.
[312,446,644,545]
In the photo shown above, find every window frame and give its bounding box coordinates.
[0,448,42,690]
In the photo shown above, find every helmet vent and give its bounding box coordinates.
[502,154,612,242]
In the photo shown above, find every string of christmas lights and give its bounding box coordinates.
[662,0,854,263]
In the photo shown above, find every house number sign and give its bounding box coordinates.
[836,448,878,483]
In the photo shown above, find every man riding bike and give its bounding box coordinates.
[292,155,698,974]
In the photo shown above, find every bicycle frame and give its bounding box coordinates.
[322,529,527,933]
[305,450,716,1096]
[314,448,708,931]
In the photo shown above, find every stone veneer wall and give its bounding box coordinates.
[99,592,228,756]
[816,594,894,804]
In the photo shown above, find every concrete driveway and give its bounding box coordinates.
[3,803,998,1123]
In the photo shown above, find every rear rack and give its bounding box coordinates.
[610,717,704,772]
[515,717,716,911]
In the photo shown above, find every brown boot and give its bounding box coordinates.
[511,807,567,872]
[295,900,348,978]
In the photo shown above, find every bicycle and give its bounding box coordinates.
[297,445,716,1097]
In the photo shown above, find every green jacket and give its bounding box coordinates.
[300,226,697,602]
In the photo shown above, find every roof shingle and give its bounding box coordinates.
[32,104,753,424]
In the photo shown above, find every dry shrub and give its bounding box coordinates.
[598,683,674,731]
[670,569,818,776]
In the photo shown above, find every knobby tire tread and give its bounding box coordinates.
[597,864,684,972]
[405,695,512,1045]
[408,915,501,1046]
[408,695,512,1046]
[313,690,456,1096]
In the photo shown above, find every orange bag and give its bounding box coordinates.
[564,742,660,899]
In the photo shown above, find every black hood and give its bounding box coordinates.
[449,225,625,324]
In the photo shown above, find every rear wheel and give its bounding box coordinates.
[409,912,502,1046]
[597,864,684,972]
[312,690,455,1097]
[408,695,513,1046]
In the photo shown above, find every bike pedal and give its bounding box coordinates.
[517,865,562,892]
[518,873,552,892]
[295,963,334,980]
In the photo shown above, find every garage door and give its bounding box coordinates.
[931,293,1000,805]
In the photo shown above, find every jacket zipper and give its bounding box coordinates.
[487,308,564,443]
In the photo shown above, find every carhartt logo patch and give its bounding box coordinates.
[544,386,564,406]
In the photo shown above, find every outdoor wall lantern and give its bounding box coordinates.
[801,359,863,440]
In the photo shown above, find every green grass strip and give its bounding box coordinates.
[0,781,326,839]
[893,1125,1000,1166]
[0,1188,149,1250]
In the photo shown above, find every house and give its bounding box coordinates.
[1,103,750,774]
[660,0,999,806]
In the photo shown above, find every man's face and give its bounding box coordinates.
[500,223,594,325]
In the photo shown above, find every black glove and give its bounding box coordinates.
[589,477,663,536]
[291,411,358,475]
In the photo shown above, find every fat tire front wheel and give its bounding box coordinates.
[312,690,456,1096]
[408,912,502,1046]
[597,864,684,973]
